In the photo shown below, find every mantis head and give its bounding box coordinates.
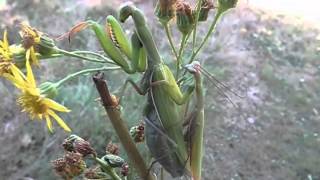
[184,61,201,74]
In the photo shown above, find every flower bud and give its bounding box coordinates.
[84,166,107,179]
[38,35,58,56]
[102,154,125,168]
[62,135,80,152]
[129,122,145,143]
[39,82,59,99]
[176,1,194,35]
[74,138,96,157]
[106,141,120,155]
[52,158,70,179]
[62,134,96,157]
[64,152,86,177]
[155,0,177,24]
[120,163,129,177]
[197,0,214,22]
[218,0,238,12]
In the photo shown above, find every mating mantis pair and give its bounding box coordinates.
[67,3,228,180]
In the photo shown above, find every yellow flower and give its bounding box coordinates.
[0,30,14,76]
[19,22,42,66]
[5,59,71,132]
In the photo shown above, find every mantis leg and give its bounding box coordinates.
[119,4,162,65]
[117,78,148,105]
[153,64,195,105]
[131,32,147,72]
[185,61,205,180]
[67,16,146,74]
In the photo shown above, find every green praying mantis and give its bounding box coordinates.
[64,1,239,179]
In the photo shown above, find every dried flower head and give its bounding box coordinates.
[19,22,42,66]
[51,158,72,180]
[84,166,106,179]
[129,122,145,143]
[74,138,96,157]
[197,0,214,22]
[52,153,86,180]
[218,0,238,12]
[155,0,178,24]
[106,141,120,155]
[120,163,129,177]
[64,152,86,177]
[176,1,194,35]
[62,135,96,157]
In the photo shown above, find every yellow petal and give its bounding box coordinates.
[26,48,30,61]
[3,30,9,49]
[30,47,39,66]
[43,98,70,112]
[26,58,36,88]
[10,65,26,85]
[26,87,40,96]
[48,110,71,132]
[45,114,53,132]
[4,73,25,90]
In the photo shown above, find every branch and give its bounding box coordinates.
[93,72,154,180]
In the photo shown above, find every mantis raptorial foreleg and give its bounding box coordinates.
[65,16,148,74]
[185,61,204,180]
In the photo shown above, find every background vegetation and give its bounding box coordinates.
[0,0,319,179]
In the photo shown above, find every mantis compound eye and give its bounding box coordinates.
[184,61,201,73]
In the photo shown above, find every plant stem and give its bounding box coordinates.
[56,66,120,87]
[188,9,224,64]
[176,34,187,78]
[54,47,110,63]
[164,23,179,60]
[38,54,64,59]
[93,73,155,180]
[71,50,115,64]
[94,157,122,180]
[192,0,204,53]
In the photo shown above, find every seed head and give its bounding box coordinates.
[197,0,214,22]
[106,141,120,155]
[120,163,129,177]
[84,166,106,179]
[176,1,194,35]
[155,0,177,24]
[64,152,86,177]
[129,122,145,143]
[74,138,96,157]
[218,0,238,12]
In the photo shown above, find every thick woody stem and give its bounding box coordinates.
[93,73,154,180]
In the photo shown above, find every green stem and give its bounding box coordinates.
[54,48,109,63]
[72,50,115,64]
[176,34,187,79]
[93,157,122,180]
[38,54,64,59]
[56,66,120,87]
[192,0,204,53]
[188,9,224,64]
[164,23,179,60]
